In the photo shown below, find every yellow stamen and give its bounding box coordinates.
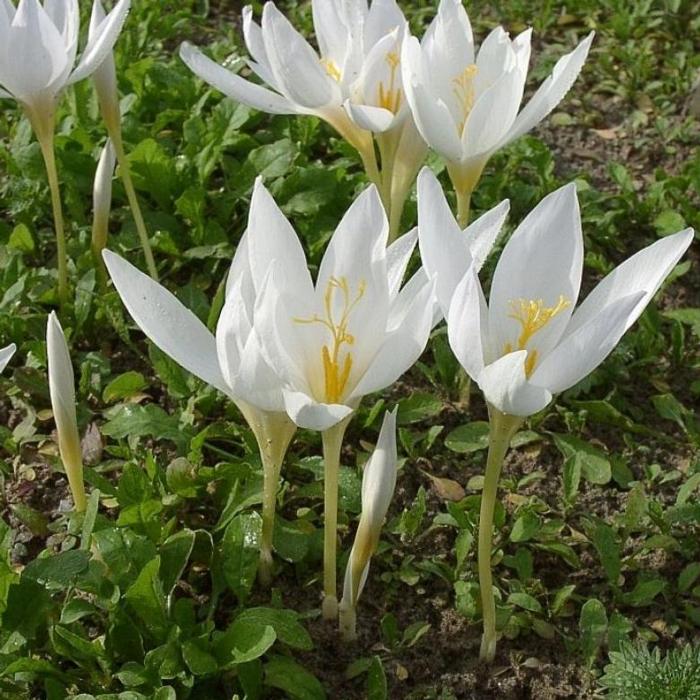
[504,296,571,377]
[377,51,402,114]
[452,64,478,134]
[321,58,342,82]
[295,276,366,403]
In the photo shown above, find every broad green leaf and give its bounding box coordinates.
[264,656,325,700]
[222,512,262,602]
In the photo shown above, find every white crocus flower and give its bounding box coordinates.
[0,0,131,305]
[446,183,694,418]
[0,344,16,374]
[88,0,158,280]
[47,313,87,513]
[428,178,693,663]
[180,0,427,240]
[102,179,301,586]
[339,408,397,640]
[254,182,434,617]
[91,138,116,274]
[402,0,593,226]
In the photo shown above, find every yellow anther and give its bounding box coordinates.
[321,58,342,82]
[377,51,402,114]
[503,295,571,377]
[294,276,366,403]
[452,64,478,134]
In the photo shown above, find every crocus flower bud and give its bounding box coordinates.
[89,0,121,133]
[92,139,116,262]
[47,313,87,512]
[0,344,15,374]
[339,407,398,639]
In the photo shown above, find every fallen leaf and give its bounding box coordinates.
[421,470,465,501]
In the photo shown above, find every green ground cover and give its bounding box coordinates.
[0,0,699,697]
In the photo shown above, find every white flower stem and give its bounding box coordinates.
[28,105,68,307]
[238,403,296,587]
[338,600,357,641]
[478,405,523,663]
[456,187,472,229]
[321,417,350,619]
[108,126,159,281]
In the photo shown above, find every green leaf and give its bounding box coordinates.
[678,563,700,593]
[590,521,621,583]
[102,404,190,451]
[653,209,686,236]
[579,598,608,666]
[160,529,195,596]
[232,608,313,651]
[229,624,276,664]
[624,578,666,607]
[124,557,168,639]
[182,636,219,676]
[445,421,490,453]
[507,592,542,613]
[397,392,444,424]
[509,511,541,543]
[264,656,325,700]
[552,434,611,485]
[247,139,297,179]
[367,656,387,700]
[23,550,91,588]
[221,512,262,602]
[8,223,35,253]
[102,371,148,403]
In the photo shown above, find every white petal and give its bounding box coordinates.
[361,407,398,528]
[246,178,314,298]
[234,330,286,413]
[344,100,395,132]
[466,198,510,272]
[531,292,645,393]
[45,0,78,66]
[488,182,582,360]
[364,0,405,49]
[0,0,68,101]
[501,31,594,146]
[477,351,552,417]
[0,343,16,373]
[46,312,80,460]
[241,5,277,87]
[463,66,524,157]
[262,2,338,109]
[282,389,354,431]
[446,265,487,379]
[512,27,532,78]
[417,166,471,314]
[422,0,475,119]
[179,42,296,114]
[102,250,231,397]
[215,278,249,390]
[474,26,513,95]
[316,186,390,379]
[566,228,695,336]
[348,276,434,399]
[88,0,118,115]
[68,0,130,85]
[401,36,462,161]
[386,227,417,300]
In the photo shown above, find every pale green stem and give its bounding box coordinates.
[456,187,472,229]
[27,104,68,307]
[238,403,296,587]
[339,601,357,641]
[321,417,351,619]
[108,127,158,281]
[478,405,523,663]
